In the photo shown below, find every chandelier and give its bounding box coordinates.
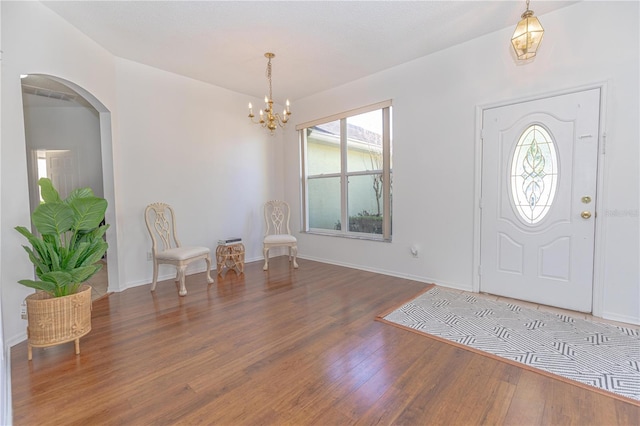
[248,52,291,134]
[511,0,545,60]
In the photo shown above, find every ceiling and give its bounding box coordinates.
[41,1,578,103]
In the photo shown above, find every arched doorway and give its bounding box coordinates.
[21,74,120,297]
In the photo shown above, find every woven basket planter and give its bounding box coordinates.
[26,284,92,360]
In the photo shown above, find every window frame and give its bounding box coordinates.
[298,100,392,241]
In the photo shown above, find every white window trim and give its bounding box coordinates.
[299,100,392,241]
[296,100,392,131]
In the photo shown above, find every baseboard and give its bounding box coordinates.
[296,255,472,291]
[5,331,27,350]
[601,310,640,326]
[122,256,264,291]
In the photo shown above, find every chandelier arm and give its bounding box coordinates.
[249,116,266,125]
[272,113,287,128]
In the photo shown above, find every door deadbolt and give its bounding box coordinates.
[581,196,592,204]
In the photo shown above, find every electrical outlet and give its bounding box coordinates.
[20,301,27,320]
[147,252,153,261]
[410,245,419,258]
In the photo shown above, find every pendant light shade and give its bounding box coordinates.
[511,0,544,60]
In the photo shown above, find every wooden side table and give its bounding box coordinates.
[216,243,245,277]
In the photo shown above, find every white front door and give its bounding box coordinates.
[480,89,600,312]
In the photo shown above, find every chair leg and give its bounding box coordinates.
[177,266,187,296]
[151,259,159,292]
[205,255,214,284]
[292,245,299,268]
[263,247,269,271]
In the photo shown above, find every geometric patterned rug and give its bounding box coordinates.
[378,286,640,404]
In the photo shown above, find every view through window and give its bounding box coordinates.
[300,102,392,240]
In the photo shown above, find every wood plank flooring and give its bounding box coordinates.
[11,257,640,425]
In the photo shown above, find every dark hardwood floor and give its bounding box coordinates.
[11,257,640,425]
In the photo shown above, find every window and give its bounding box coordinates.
[510,124,558,224]
[299,101,392,240]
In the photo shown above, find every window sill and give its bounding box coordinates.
[302,230,391,243]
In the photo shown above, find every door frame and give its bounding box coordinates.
[472,82,609,317]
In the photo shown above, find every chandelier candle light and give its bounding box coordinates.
[511,0,544,60]
[248,52,291,134]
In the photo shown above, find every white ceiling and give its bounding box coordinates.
[41,1,578,103]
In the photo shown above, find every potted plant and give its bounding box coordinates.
[15,177,109,360]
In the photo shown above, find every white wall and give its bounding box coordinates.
[113,57,284,287]
[287,1,639,324]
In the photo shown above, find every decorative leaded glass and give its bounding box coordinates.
[510,124,558,224]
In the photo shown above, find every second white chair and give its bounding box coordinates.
[144,203,214,296]
[263,200,299,271]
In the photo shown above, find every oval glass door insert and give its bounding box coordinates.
[510,124,558,224]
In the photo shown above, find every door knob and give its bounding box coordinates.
[581,211,592,219]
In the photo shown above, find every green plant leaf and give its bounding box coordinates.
[67,240,104,268]
[65,187,95,204]
[70,265,100,284]
[39,270,74,294]
[16,226,47,256]
[14,225,36,242]
[32,203,75,235]
[89,223,110,240]
[17,279,57,295]
[38,178,62,203]
[44,242,62,271]
[73,224,109,249]
[79,240,108,267]
[20,245,49,275]
[64,243,84,269]
[70,197,107,231]
[15,227,48,263]
[39,270,73,285]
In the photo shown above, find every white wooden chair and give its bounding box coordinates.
[263,200,299,271]
[144,203,214,296]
